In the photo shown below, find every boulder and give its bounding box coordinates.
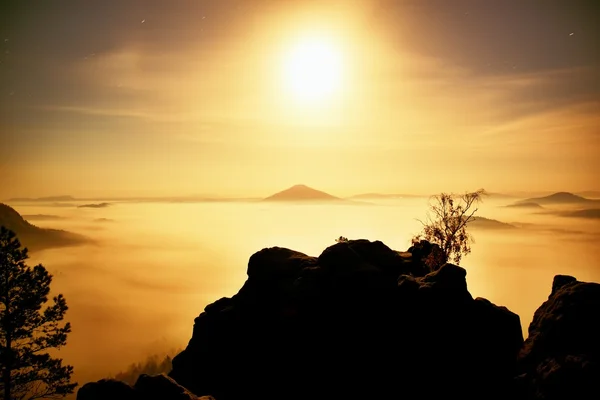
[77,379,140,400]
[516,275,600,399]
[77,374,215,400]
[247,246,317,280]
[170,240,523,400]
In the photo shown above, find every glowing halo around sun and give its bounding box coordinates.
[281,36,344,105]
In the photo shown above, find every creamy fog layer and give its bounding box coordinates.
[3,195,600,388]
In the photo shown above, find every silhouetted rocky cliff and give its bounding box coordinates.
[78,240,600,400]
[515,275,600,399]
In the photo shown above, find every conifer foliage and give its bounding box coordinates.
[0,227,76,400]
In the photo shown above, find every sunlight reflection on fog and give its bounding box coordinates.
[8,197,600,386]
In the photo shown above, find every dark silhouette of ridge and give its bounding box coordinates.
[519,192,596,205]
[263,184,340,202]
[556,208,600,219]
[0,203,90,251]
[22,214,67,221]
[94,217,115,223]
[470,216,517,229]
[78,202,111,208]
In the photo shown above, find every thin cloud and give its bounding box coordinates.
[35,105,202,123]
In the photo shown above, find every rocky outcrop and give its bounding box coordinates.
[77,240,599,400]
[169,239,523,400]
[77,379,139,400]
[77,374,215,400]
[516,275,600,399]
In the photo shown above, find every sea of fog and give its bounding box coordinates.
[7,197,600,387]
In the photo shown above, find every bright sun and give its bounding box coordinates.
[282,37,343,104]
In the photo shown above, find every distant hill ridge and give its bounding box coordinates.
[470,216,516,229]
[517,192,598,206]
[0,203,89,251]
[263,184,340,202]
[8,195,76,202]
[0,203,38,233]
[557,209,600,219]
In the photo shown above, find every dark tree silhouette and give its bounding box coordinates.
[412,189,485,271]
[111,351,181,385]
[0,227,76,400]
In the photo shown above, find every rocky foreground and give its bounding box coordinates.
[78,240,600,400]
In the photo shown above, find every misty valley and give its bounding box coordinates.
[2,1,598,398]
[2,191,599,393]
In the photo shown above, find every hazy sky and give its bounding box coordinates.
[1,0,598,198]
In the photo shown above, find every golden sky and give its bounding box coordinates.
[1,0,599,198]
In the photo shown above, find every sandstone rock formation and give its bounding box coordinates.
[77,240,599,400]
[77,374,214,400]
[515,275,600,399]
[169,240,523,400]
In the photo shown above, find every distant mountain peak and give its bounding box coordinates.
[520,192,593,205]
[263,185,339,202]
[546,192,583,199]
